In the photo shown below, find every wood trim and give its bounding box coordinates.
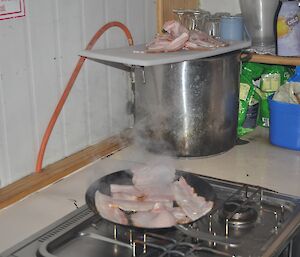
[156,0,199,32]
[0,132,130,209]
[157,0,164,34]
[248,54,300,66]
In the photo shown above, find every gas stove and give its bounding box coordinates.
[2,173,300,257]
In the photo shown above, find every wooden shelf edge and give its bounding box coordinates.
[248,53,300,66]
[0,131,131,210]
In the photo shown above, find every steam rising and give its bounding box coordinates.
[130,114,178,157]
[129,66,180,157]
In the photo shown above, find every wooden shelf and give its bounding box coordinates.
[156,0,199,33]
[248,54,300,66]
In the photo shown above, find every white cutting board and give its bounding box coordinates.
[79,41,251,67]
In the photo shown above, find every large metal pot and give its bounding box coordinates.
[133,51,241,157]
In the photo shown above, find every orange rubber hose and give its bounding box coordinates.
[35,21,133,173]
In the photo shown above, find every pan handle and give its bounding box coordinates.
[176,225,240,247]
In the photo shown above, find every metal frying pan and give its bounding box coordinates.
[85,169,216,230]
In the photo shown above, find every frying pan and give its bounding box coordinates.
[85,169,216,230]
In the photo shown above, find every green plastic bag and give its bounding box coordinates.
[257,65,294,127]
[238,63,264,137]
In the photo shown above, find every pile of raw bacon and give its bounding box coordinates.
[95,164,213,228]
[146,20,227,53]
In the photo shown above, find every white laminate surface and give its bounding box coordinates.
[79,41,251,67]
[0,127,299,252]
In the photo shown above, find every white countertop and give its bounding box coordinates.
[0,127,300,252]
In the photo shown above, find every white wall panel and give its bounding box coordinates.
[105,0,130,134]
[145,0,157,42]
[0,0,156,187]
[0,79,10,187]
[82,0,109,145]
[25,0,65,166]
[127,0,146,45]
[56,0,89,155]
[0,19,36,183]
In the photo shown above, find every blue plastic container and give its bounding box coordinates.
[268,95,300,151]
[289,66,300,82]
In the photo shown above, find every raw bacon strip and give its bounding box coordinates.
[152,203,188,221]
[111,192,140,201]
[164,32,189,52]
[112,197,173,211]
[110,183,174,203]
[146,32,189,53]
[110,184,142,195]
[163,20,189,38]
[111,192,173,204]
[112,198,156,212]
[95,192,128,225]
[110,185,143,201]
[189,30,227,48]
[146,20,227,53]
[137,184,175,201]
[131,212,156,227]
[146,33,174,48]
[151,201,173,209]
[146,41,171,53]
[146,33,174,53]
[143,193,174,203]
[184,41,212,51]
[131,163,176,187]
[96,191,157,212]
[172,177,213,221]
[131,209,176,228]
[171,207,191,224]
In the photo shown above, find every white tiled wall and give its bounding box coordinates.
[0,0,156,187]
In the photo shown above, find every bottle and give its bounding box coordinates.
[274,1,282,54]
[276,1,300,56]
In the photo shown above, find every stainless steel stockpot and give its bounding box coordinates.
[133,51,241,157]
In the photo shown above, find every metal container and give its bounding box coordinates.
[133,51,241,157]
[239,0,280,47]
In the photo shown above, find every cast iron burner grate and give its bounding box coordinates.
[219,199,258,228]
[77,231,236,257]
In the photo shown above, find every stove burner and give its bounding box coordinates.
[220,199,258,228]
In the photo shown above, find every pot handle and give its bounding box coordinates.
[240,51,253,62]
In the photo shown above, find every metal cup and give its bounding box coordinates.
[173,9,211,31]
[220,15,244,41]
[194,10,210,31]
[204,17,221,37]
